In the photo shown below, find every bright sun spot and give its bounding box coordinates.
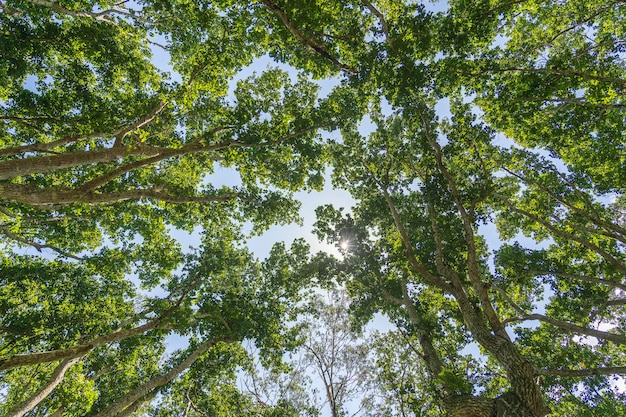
[340,240,349,250]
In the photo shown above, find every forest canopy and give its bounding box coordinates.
[0,1,625,416]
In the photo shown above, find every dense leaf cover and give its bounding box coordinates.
[0,1,625,416]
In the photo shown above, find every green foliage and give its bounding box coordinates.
[1,0,625,416]
[0,255,134,352]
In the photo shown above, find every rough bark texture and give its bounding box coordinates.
[495,392,536,417]
[0,183,234,206]
[0,146,161,180]
[445,395,495,417]
[0,345,92,372]
[444,392,537,417]
[451,293,549,416]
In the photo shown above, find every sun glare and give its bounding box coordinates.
[340,240,350,250]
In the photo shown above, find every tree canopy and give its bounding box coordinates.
[1,1,625,416]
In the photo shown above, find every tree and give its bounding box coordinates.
[2,0,625,416]
[313,100,626,416]
[0,228,311,417]
[296,291,374,417]
[0,0,337,287]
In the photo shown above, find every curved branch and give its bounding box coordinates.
[504,313,626,345]
[0,0,22,16]
[536,366,626,377]
[113,101,167,147]
[501,167,626,245]
[361,0,392,46]
[259,0,357,74]
[493,283,626,344]
[493,193,626,275]
[377,184,453,293]
[0,101,166,158]
[546,3,619,45]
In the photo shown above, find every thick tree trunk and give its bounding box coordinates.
[444,395,495,417]
[397,282,546,417]
[382,190,549,415]
[0,146,162,180]
[0,183,235,206]
[444,392,537,417]
[449,289,550,416]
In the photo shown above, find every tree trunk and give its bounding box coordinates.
[445,392,537,417]
[449,289,550,416]
[444,395,495,417]
[382,183,550,416]
[0,145,161,180]
[0,183,235,206]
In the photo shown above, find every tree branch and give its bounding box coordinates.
[259,0,357,74]
[0,183,239,206]
[509,270,626,292]
[90,337,232,417]
[493,193,626,275]
[361,0,392,46]
[4,358,80,417]
[0,288,192,371]
[24,0,154,24]
[0,225,86,260]
[377,183,453,293]
[115,390,159,417]
[0,143,163,180]
[399,280,444,380]
[0,132,106,157]
[25,0,117,23]
[113,101,167,147]
[504,313,626,345]
[419,112,508,341]
[501,166,626,245]
[546,3,619,46]
[536,366,626,377]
